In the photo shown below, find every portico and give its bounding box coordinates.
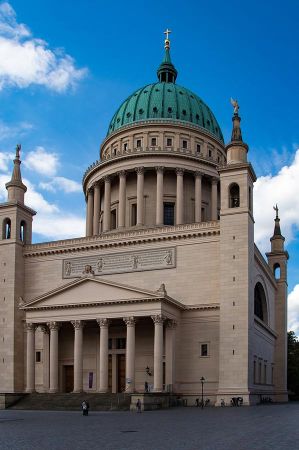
[23,277,179,395]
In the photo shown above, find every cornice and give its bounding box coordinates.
[254,245,277,289]
[0,201,36,216]
[21,295,185,312]
[82,149,220,190]
[254,316,278,339]
[23,221,220,258]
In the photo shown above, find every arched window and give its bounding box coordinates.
[254,282,268,324]
[229,183,240,208]
[2,218,11,239]
[20,220,26,243]
[273,263,281,280]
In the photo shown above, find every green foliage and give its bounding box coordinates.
[288,331,299,396]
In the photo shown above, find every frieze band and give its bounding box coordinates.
[63,247,176,279]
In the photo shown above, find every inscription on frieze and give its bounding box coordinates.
[63,247,176,278]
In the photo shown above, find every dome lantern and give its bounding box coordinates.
[157,29,178,83]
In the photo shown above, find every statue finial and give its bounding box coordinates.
[230,98,239,115]
[273,204,279,220]
[15,144,21,159]
[164,28,171,49]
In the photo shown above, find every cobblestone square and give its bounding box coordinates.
[0,403,298,450]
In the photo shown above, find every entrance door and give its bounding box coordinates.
[64,365,74,393]
[117,354,126,392]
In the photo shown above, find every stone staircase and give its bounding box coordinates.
[9,393,131,411]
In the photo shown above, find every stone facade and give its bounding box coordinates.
[0,38,288,405]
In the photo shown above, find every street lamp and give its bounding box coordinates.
[200,376,205,409]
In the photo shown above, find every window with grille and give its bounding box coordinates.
[163,202,175,225]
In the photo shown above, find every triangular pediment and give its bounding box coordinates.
[23,276,163,310]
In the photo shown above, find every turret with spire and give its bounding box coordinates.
[5,144,27,203]
[226,99,249,165]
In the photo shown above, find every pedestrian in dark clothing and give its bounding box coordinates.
[81,400,90,416]
[136,398,142,413]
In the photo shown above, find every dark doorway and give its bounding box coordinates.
[108,355,112,392]
[64,365,74,393]
[117,354,126,392]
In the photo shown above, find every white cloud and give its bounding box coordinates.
[39,176,82,193]
[0,2,87,92]
[254,149,299,253]
[33,213,85,240]
[23,146,59,177]
[0,120,33,141]
[0,150,13,171]
[288,284,299,335]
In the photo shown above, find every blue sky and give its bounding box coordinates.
[0,0,298,330]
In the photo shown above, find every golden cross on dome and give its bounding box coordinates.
[164,28,172,40]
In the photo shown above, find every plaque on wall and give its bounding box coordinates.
[63,247,176,278]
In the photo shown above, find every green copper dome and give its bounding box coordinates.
[107,44,224,143]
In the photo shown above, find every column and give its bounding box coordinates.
[26,323,36,393]
[86,189,94,237]
[176,168,184,225]
[103,176,111,232]
[165,320,177,392]
[48,322,60,393]
[40,325,50,392]
[151,315,165,392]
[136,167,144,226]
[97,318,110,393]
[71,320,84,393]
[123,317,136,393]
[211,177,218,221]
[156,167,164,225]
[118,171,126,228]
[93,183,100,235]
[194,171,203,222]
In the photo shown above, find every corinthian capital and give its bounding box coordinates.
[166,319,177,329]
[176,168,184,176]
[135,166,144,175]
[96,318,111,328]
[151,314,166,325]
[47,321,61,331]
[123,316,137,327]
[26,322,36,332]
[103,175,111,183]
[71,320,85,330]
[118,170,126,178]
[155,166,164,174]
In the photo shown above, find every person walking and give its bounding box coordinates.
[81,400,90,416]
[136,398,142,413]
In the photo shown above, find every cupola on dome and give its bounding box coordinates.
[107,36,224,143]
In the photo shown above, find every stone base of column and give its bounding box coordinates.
[25,388,35,394]
[98,389,109,394]
[72,389,83,394]
[49,389,59,394]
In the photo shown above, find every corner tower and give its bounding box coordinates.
[266,207,289,401]
[0,145,36,392]
[217,102,256,405]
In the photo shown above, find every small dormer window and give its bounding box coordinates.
[139,109,144,115]
[182,109,187,116]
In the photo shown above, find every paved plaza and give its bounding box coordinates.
[0,403,298,450]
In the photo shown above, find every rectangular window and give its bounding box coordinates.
[163,202,175,226]
[182,140,187,149]
[259,362,262,383]
[123,143,128,151]
[271,366,274,384]
[108,338,113,350]
[131,203,137,226]
[111,209,117,230]
[36,351,41,363]
[116,338,126,349]
[113,148,117,156]
[200,343,208,357]
[196,144,201,153]
[151,137,157,146]
[253,361,257,383]
[208,149,212,157]
[264,364,267,384]
[166,138,172,147]
[136,139,141,148]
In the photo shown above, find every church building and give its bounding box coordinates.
[0,33,288,406]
